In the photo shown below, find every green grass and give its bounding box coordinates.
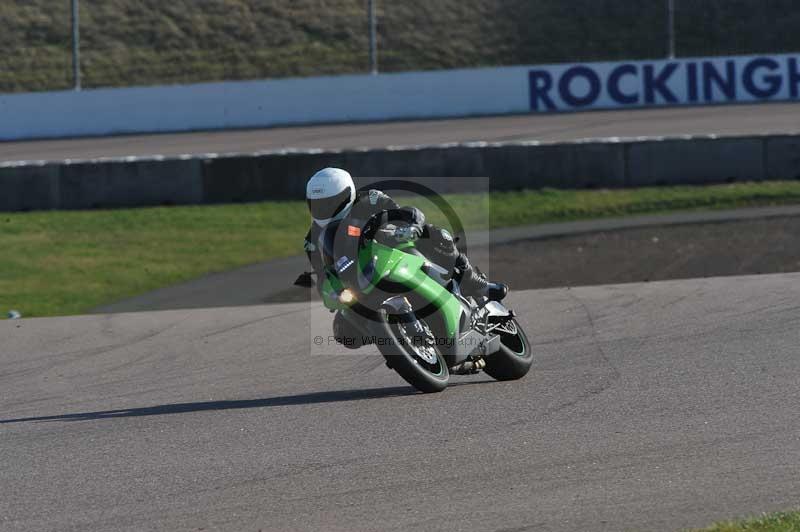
[693,510,800,531]
[3,181,800,318]
[2,0,800,92]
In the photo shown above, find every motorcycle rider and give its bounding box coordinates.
[303,167,507,301]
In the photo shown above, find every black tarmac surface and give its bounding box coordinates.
[2,273,800,531]
[2,103,800,163]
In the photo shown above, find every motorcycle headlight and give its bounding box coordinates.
[339,289,356,304]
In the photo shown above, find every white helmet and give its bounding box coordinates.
[306,167,356,227]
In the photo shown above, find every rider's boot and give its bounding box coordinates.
[455,254,508,301]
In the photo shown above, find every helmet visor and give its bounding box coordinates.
[307,187,353,221]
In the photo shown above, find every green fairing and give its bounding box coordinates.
[360,242,462,338]
[321,270,346,310]
[320,240,462,338]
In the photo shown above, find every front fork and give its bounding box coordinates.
[336,297,429,351]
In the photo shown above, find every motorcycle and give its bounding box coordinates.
[295,210,533,393]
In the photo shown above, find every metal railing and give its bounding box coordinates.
[71,0,81,90]
[2,0,798,94]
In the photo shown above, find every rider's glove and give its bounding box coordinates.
[394,225,423,242]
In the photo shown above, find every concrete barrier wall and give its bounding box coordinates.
[626,137,768,186]
[2,52,800,141]
[1,134,799,211]
[0,67,532,141]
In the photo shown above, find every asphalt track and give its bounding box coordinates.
[2,273,800,531]
[2,103,800,163]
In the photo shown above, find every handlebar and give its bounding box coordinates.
[362,210,418,245]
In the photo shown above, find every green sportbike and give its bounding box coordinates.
[297,210,533,393]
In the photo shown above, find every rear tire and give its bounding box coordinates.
[381,317,449,393]
[483,319,533,381]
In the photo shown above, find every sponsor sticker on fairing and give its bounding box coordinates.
[335,255,354,273]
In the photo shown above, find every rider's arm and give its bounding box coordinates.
[368,190,426,229]
[303,228,326,295]
[304,229,321,270]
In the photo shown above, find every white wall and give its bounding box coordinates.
[0,67,532,141]
[1,53,799,141]
[526,53,800,111]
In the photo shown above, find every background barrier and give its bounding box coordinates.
[5,1,800,94]
[2,53,800,141]
[2,134,799,212]
[0,67,531,141]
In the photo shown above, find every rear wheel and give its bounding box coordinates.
[383,315,449,393]
[483,319,533,381]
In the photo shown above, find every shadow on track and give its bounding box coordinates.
[0,386,420,424]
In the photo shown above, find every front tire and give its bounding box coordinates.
[483,318,533,381]
[381,316,449,393]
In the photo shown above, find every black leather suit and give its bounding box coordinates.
[304,189,459,290]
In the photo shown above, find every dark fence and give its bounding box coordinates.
[2,0,800,93]
[2,134,800,211]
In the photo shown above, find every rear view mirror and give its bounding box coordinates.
[294,272,316,288]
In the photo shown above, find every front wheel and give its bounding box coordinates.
[483,318,533,381]
[381,316,449,393]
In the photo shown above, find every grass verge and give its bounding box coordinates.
[3,181,800,318]
[693,510,800,531]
